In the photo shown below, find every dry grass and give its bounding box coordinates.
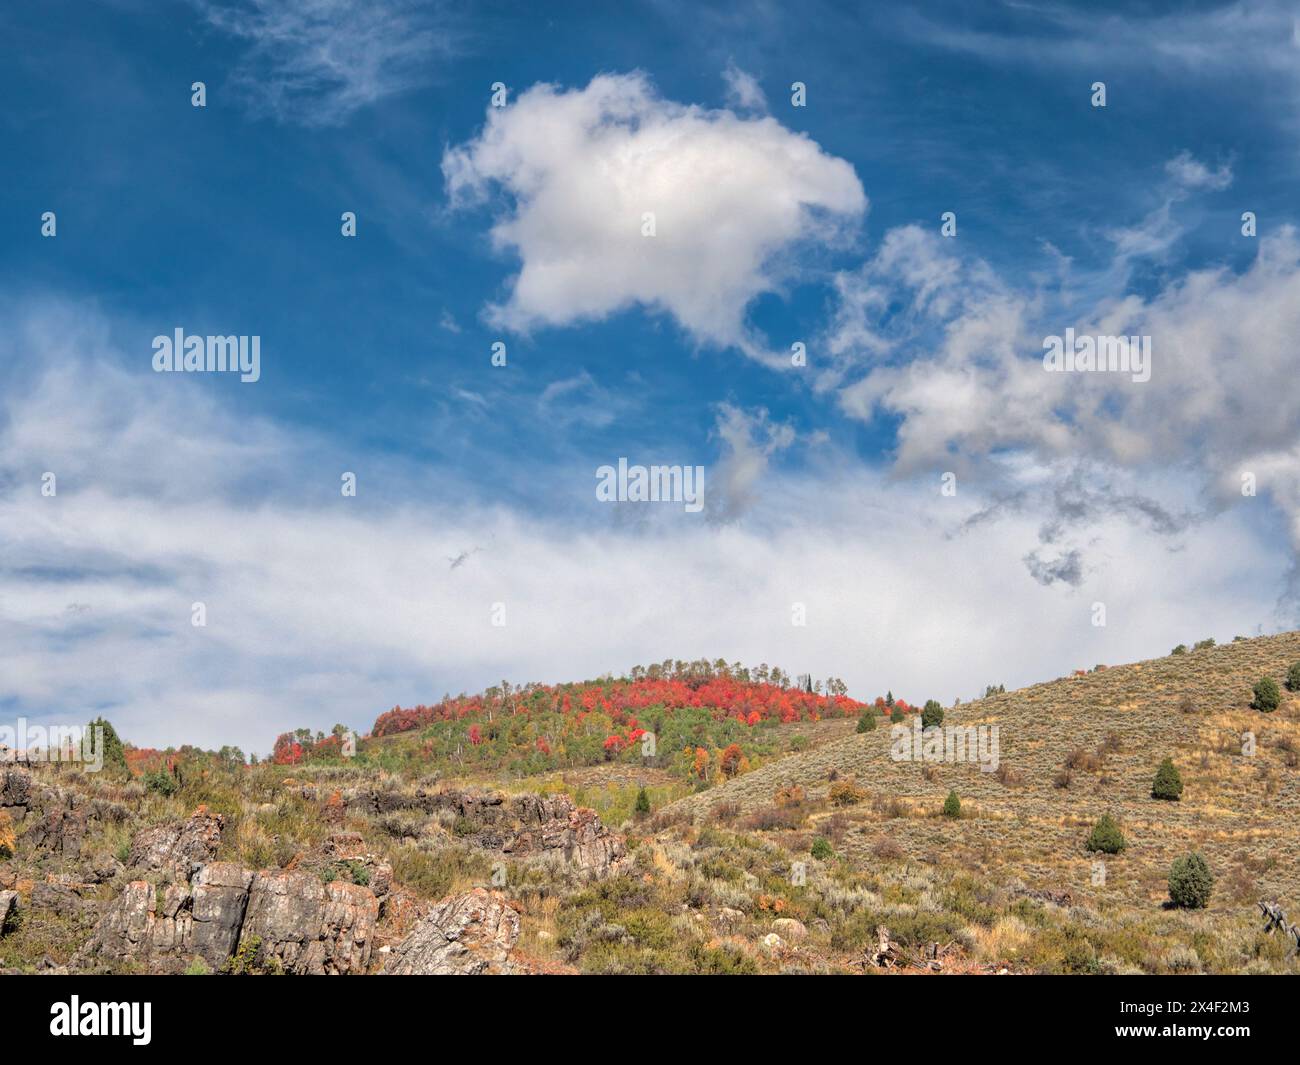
[666,632,1300,927]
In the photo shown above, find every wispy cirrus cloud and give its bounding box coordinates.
[3,298,1281,752]
[197,0,460,126]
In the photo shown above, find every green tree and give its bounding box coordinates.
[1287,661,1300,693]
[1253,676,1281,712]
[856,712,876,733]
[86,716,127,774]
[1085,813,1126,854]
[1168,852,1213,909]
[143,768,180,797]
[634,787,651,817]
[1171,644,1187,655]
[942,790,961,819]
[890,706,905,724]
[921,700,944,729]
[1151,757,1183,801]
[810,836,833,860]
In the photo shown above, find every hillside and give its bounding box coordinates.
[2,634,1299,975]
[667,631,1300,913]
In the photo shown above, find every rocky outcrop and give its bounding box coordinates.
[424,789,627,877]
[31,875,100,918]
[74,861,379,975]
[502,794,627,876]
[189,862,256,963]
[75,814,379,974]
[320,832,393,899]
[380,888,520,975]
[127,806,224,879]
[72,862,253,972]
[239,870,377,975]
[23,804,88,859]
[18,787,127,858]
[344,785,440,818]
[0,767,32,821]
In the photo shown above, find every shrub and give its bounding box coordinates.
[942,790,961,819]
[0,809,14,859]
[1253,676,1281,712]
[1193,638,1216,651]
[1171,644,1187,655]
[634,787,651,816]
[1151,757,1183,801]
[856,712,876,733]
[890,707,905,724]
[741,805,805,832]
[143,768,180,797]
[810,836,833,860]
[1287,662,1300,693]
[719,743,745,779]
[921,700,944,729]
[871,835,904,860]
[1168,852,1213,909]
[1085,813,1126,854]
[828,779,866,807]
[1065,747,1102,772]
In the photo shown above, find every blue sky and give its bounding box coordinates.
[3,1,1300,753]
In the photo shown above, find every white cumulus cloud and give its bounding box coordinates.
[443,72,867,362]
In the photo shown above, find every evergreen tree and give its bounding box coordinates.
[1151,757,1183,801]
[1253,676,1281,712]
[1168,852,1213,909]
[1085,813,1126,854]
[86,716,127,774]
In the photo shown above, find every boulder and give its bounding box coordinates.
[0,889,17,933]
[23,804,88,859]
[127,807,224,879]
[31,876,97,918]
[772,918,808,942]
[380,888,520,975]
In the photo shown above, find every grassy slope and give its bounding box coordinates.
[668,631,1300,910]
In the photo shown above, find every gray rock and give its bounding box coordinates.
[127,807,224,879]
[380,888,520,975]
[237,869,377,975]
[23,805,88,859]
[0,889,17,934]
[189,862,253,966]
